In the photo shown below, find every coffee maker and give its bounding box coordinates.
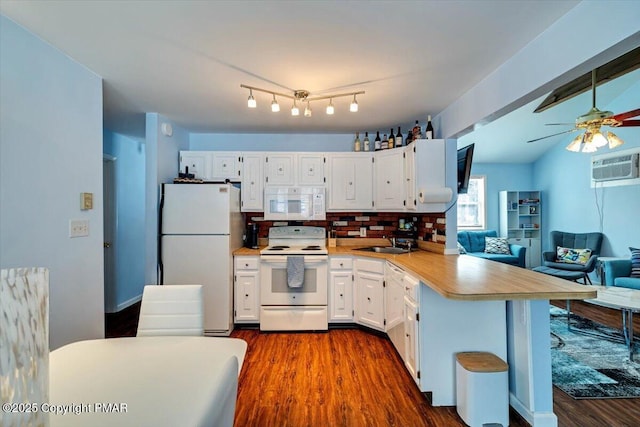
[245,222,259,249]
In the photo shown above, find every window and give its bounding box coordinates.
[457,176,486,229]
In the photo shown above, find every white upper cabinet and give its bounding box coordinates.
[412,140,448,213]
[265,153,295,186]
[240,153,265,211]
[297,154,326,186]
[211,152,242,181]
[404,145,417,211]
[265,153,326,186]
[374,149,405,210]
[327,153,373,211]
[179,151,209,180]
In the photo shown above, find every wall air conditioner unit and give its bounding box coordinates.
[591,148,640,188]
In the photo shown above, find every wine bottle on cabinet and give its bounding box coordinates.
[363,131,370,151]
[388,129,394,149]
[354,132,361,152]
[406,127,413,145]
[412,120,421,141]
[395,126,403,147]
[374,131,381,151]
[425,115,434,139]
[381,133,388,150]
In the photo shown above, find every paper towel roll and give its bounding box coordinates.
[418,187,453,203]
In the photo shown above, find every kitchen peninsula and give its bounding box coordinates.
[234,244,596,427]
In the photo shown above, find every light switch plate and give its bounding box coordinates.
[81,192,93,210]
[69,219,89,238]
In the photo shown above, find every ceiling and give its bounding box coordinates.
[2,1,638,162]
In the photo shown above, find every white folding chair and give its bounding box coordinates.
[137,284,204,337]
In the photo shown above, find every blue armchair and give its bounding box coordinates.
[457,230,526,268]
[542,231,603,285]
[603,259,640,290]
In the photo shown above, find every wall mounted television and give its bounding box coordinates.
[457,143,475,194]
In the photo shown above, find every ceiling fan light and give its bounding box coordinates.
[606,131,624,149]
[591,129,608,148]
[581,141,597,153]
[566,133,584,152]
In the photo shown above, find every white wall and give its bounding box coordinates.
[0,16,104,349]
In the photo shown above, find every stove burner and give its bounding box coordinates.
[270,245,290,250]
[302,245,322,250]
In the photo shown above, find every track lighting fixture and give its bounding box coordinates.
[350,94,358,112]
[240,84,364,117]
[247,89,256,108]
[326,99,334,115]
[271,94,280,113]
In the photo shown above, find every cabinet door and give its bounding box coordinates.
[241,153,264,211]
[179,151,210,180]
[235,270,259,322]
[355,271,385,331]
[266,154,295,186]
[328,154,373,210]
[211,152,241,181]
[329,270,353,322]
[374,149,405,210]
[385,271,404,330]
[404,296,420,385]
[297,154,325,186]
[404,145,416,210]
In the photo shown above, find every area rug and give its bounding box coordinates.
[550,306,640,399]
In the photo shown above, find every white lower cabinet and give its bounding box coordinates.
[234,256,260,322]
[329,257,354,322]
[354,258,385,331]
[404,292,420,385]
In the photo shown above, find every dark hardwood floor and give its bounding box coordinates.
[105,300,640,427]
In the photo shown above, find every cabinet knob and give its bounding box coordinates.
[245,294,249,297]
[339,263,343,267]
[340,293,343,297]
[406,333,410,337]
[250,181,254,185]
[367,297,371,301]
[348,182,353,185]
[223,163,227,167]
[386,180,391,184]
[245,263,249,267]
[405,287,410,291]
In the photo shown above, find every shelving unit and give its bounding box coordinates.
[499,191,541,268]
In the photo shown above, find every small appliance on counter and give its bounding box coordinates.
[245,222,259,249]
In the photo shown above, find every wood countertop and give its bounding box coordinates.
[233,246,596,302]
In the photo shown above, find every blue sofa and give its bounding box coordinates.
[603,259,640,290]
[457,230,526,268]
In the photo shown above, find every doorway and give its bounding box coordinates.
[103,155,117,313]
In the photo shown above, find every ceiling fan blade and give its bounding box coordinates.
[527,128,578,143]
[618,119,640,127]
[612,108,640,121]
[545,123,575,126]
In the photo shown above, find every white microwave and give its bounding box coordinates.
[264,187,326,221]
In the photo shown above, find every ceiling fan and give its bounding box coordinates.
[527,69,640,152]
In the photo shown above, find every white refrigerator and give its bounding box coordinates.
[159,183,243,336]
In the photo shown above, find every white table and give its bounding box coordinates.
[49,336,247,427]
[567,285,640,361]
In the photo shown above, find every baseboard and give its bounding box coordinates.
[115,294,142,312]
[510,393,558,427]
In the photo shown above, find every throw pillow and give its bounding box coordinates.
[630,247,640,278]
[457,242,467,254]
[556,246,592,265]
[485,237,511,255]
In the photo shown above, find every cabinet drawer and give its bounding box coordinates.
[330,257,353,270]
[404,274,419,302]
[355,258,385,274]
[235,257,259,270]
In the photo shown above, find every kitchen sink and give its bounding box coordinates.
[354,246,409,254]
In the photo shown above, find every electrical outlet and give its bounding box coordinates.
[359,227,367,237]
[69,219,89,238]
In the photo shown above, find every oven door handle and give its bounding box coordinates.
[260,255,328,264]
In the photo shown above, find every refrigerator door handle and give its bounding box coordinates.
[158,184,165,285]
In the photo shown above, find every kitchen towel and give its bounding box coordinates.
[286,256,304,288]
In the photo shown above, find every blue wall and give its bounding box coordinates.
[470,163,534,232]
[103,131,146,311]
[1,16,104,349]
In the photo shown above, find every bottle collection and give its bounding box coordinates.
[353,116,434,152]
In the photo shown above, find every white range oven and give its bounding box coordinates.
[260,226,328,331]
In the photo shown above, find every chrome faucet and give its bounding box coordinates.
[390,237,396,247]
